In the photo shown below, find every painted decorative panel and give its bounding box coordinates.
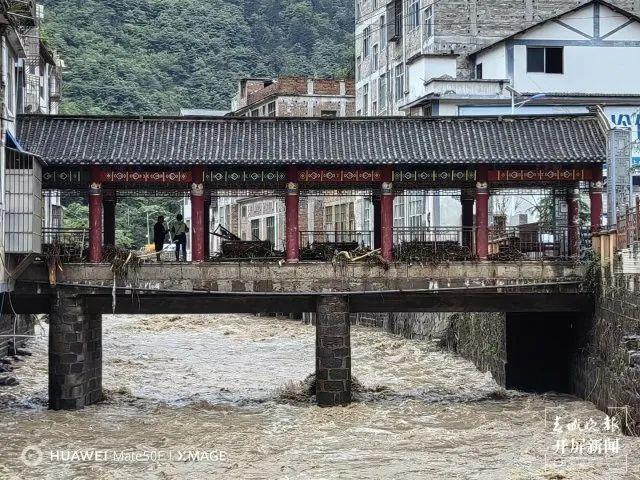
[298,169,382,183]
[42,169,89,188]
[488,169,594,182]
[393,170,477,183]
[205,170,286,183]
[100,170,192,183]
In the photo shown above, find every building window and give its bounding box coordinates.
[409,0,420,28]
[425,5,434,39]
[241,206,247,218]
[266,216,275,244]
[356,0,361,21]
[379,74,387,111]
[475,63,483,80]
[379,15,386,46]
[321,110,338,117]
[394,0,403,39]
[422,104,433,117]
[363,26,371,58]
[356,56,362,81]
[251,219,260,240]
[387,0,403,41]
[267,101,276,116]
[527,47,563,74]
[395,64,404,101]
[408,196,425,229]
[373,44,379,70]
[324,206,333,235]
[393,196,405,228]
[363,83,369,115]
[251,109,259,117]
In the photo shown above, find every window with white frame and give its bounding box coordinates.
[267,101,276,116]
[393,196,405,228]
[409,0,420,28]
[408,195,425,229]
[394,64,404,101]
[379,15,386,46]
[425,5,434,39]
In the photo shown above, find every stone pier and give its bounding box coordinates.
[315,296,351,406]
[49,290,103,410]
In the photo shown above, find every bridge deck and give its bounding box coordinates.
[14,260,591,314]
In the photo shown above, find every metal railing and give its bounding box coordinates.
[616,198,640,250]
[394,227,476,262]
[488,225,588,261]
[42,227,88,262]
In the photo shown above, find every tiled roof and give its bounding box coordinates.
[16,114,607,167]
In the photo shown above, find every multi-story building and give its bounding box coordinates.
[209,77,359,256]
[355,0,640,227]
[0,1,63,354]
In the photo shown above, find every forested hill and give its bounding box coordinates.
[41,0,354,115]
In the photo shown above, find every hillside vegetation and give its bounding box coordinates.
[42,0,354,114]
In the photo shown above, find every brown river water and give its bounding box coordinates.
[0,313,638,479]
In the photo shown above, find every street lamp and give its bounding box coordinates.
[505,86,547,114]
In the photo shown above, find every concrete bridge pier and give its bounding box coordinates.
[49,290,103,410]
[315,296,351,406]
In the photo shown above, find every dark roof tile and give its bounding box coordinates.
[16,114,607,166]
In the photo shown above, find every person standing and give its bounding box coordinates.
[153,216,169,262]
[171,214,189,262]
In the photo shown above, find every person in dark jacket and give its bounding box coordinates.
[153,216,168,261]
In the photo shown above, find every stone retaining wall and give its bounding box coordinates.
[571,274,640,434]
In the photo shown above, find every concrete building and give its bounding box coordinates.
[355,0,640,227]
[0,1,62,355]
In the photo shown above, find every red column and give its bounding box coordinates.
[475,169,489,260]
[461,189,475,250]
[88,181,103,263]
[567,188,580,257]
[190,166,205,262]
[589,168,603,234]
[380,166,394,262]
[285,166,300,263]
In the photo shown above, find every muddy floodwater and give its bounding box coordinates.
[0,313,638,479]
